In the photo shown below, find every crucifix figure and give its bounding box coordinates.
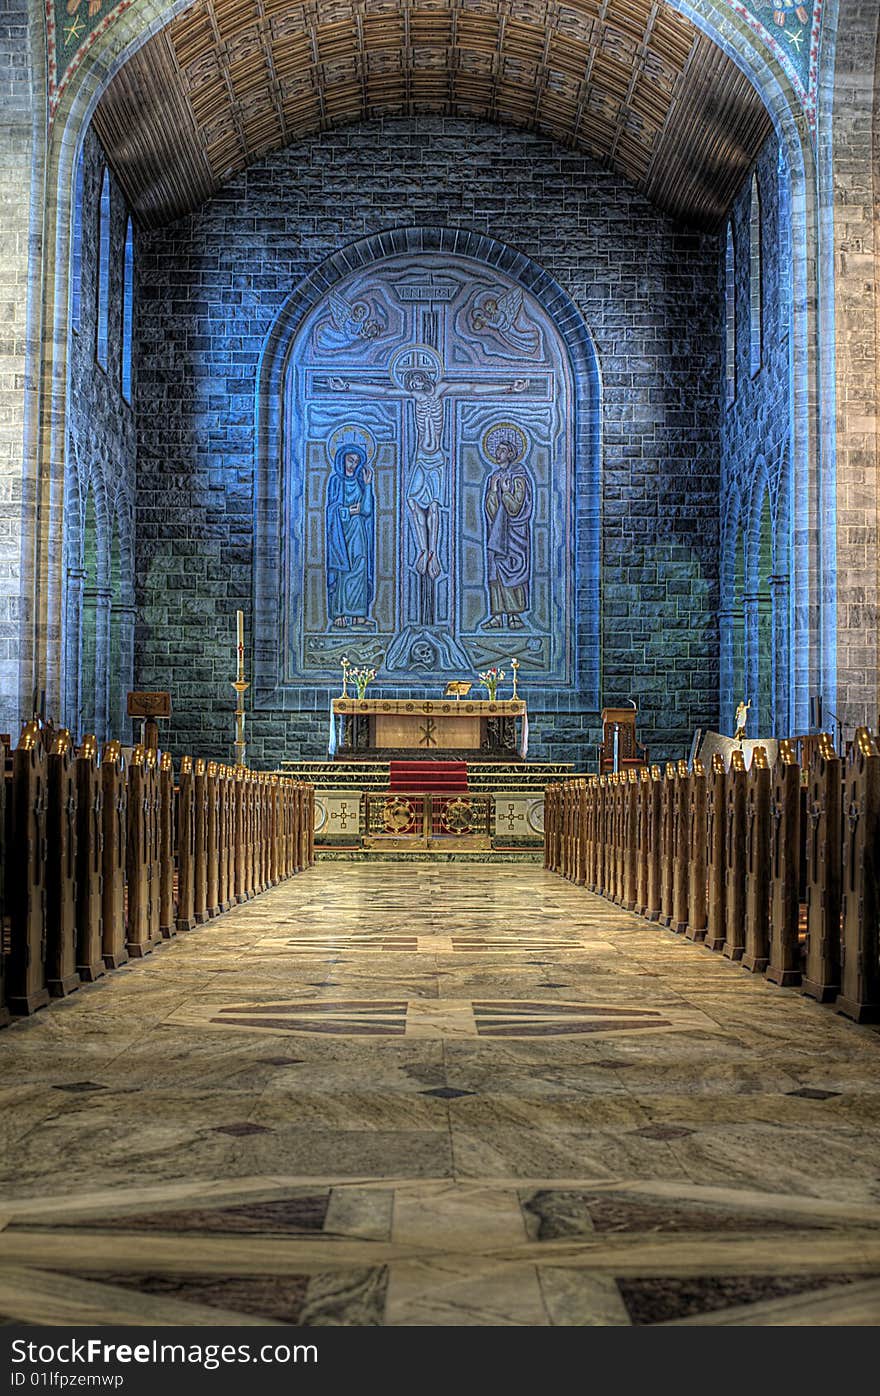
[329,345,527,624]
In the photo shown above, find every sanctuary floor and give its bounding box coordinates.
[1,863,879,1327]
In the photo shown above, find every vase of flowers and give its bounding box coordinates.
[478,666,505,701]
[350,665,376,700]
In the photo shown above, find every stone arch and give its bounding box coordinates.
[253,225,602,710]
[21,0,827,735]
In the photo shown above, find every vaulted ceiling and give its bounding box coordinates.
[92,0,773,230]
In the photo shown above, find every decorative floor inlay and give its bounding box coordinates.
[268,934,594,955]
[1,863,879,1327]
[173,998,715,1041]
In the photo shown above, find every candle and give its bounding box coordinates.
[236,611,244,681]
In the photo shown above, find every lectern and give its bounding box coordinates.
[598,706,648,775]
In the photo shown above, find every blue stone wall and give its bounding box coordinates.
[719,134,793,733]
[134,117,722,767]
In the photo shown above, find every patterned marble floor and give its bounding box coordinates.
[1,863,880,1327]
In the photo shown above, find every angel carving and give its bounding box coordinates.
[468,286,541,357]
[314,289,384,352]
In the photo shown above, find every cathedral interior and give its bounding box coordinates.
[0,0,879,1333]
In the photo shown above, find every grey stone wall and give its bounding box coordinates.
[64,126,136,741]
[134,117,722,767]
[719,134,793,735]
[0,0,35,734]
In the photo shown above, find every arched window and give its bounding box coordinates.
[96,168,111,368]
[725,223,736,406]
[749,174,762,376]
[122,218,134,402]
[70,146,85,331]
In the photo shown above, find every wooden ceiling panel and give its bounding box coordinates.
[96,0,772,229]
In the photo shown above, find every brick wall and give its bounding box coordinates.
[135,117,722,766]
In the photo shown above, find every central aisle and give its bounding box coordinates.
[0,863,879,1326]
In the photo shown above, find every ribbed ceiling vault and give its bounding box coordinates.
[92,0,773,230]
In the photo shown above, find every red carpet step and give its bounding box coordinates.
[388,761,468,793]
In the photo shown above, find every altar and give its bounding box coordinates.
[330,698,528,759]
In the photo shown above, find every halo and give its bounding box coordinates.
[327,422,376,468]
[481,421,529,466]
[389,343,443,392]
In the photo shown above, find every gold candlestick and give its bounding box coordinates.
[511,657,520,700]
[341,655,349,697]
[233,611,248,766]
[232,679,249,767]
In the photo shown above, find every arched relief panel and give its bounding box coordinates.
[254,226,601,708]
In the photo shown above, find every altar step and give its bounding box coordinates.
[279,759,574,792]
[317,848,544,863]
[389,760,468,793]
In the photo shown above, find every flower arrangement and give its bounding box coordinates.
[350,665,377,700]
[478,666,505,701]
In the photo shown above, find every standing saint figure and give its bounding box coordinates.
[482,427,533,630]
[325,443,374,628]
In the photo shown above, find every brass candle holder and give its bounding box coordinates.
[232,678,249,767]
[511,657,520,700]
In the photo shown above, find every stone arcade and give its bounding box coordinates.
[0,0,880,1331]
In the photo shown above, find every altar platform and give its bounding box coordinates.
[277,757,579,856]
[330,697,528,760]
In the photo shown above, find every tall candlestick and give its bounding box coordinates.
[511,657,520,700]
[233,611,248,767]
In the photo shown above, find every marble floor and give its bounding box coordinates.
[1,862,880,1327]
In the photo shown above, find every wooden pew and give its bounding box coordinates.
[158,752,176,938]
[723,750,747,961]
[6,723,49,1014]
[743,747,772,973]
[101,741,128,968]
[634,768,650,917]
[205,761,220,919]
[644,765,663,922]
[126,744,153,959]
[671,760,689,934]
[46,729,80,996]
[685,758,708,942]
[836,728,880,1023]
[622,770,639,912]
[75,736,105,981]
[705,753,727,952]
[802,735,842,1003]
[176,756,195,933]
[659,763,676,927]
[765,739,802,987]
[193,758,208,924]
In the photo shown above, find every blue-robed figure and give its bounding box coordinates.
[325,444,375,628]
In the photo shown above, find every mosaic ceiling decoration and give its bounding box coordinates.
[91,0,775,229]
[47,1,827,134]
[728,2,823,127]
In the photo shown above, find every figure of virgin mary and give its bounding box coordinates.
[325,443,375,628]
